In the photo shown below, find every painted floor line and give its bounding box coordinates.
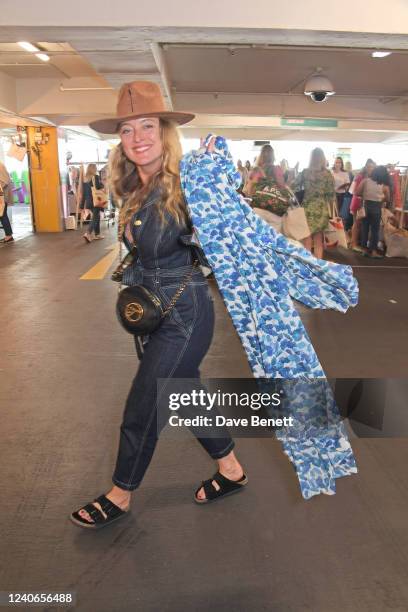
[80,244,119,280]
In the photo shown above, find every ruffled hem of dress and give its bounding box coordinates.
[277,431,358,500]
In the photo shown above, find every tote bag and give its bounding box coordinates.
[282,205,311,241]
[91,177,108,208]
[7,143,27,162]
[324,201,348,249]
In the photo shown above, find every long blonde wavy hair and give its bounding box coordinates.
[84,163,97,182]
[109,119,187,227]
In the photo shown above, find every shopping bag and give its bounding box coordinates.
[282,206,311,241]
[7,143,27,161]
[91,177,108,208]
[382,209,408,258]
[324,201,348,249]
[323,223,338,248]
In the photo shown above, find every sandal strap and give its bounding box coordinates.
[201,472,246,501]
[94,494,125,519]
[82,503,106,524]
[212,472,235,489]
[202,479,218,500]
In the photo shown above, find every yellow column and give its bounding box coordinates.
[27,126,63,232]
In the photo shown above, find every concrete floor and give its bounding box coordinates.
[1,227,408,612]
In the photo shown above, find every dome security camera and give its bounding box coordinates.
[304,74,335,103]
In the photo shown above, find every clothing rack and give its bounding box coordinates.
[388,165,408,228]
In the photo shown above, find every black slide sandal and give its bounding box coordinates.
[194,472,248,505]
[70,494,129,530]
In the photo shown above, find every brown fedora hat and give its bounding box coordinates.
[89,81,195,134]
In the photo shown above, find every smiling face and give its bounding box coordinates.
[334,158,343,171]
[119,117,163,178]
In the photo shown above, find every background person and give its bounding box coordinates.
[349,159,376,253]
[294,148,335,259]
[341,161,355,235]
[236,159,248,193]
[280,159,290,183]
[0,161,14,244]
[356,165,390,258]
[244,144,286,197]
[331,156,351,219]
[82,163,105,242]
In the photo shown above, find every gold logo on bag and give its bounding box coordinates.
[125,302,144,322]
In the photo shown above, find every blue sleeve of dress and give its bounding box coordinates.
[243,202,359,312]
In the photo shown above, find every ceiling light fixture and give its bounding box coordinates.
[35,53,50,62]
[372,51,392,58]
[18,41,40,53]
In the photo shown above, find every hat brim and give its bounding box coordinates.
[89,111,195,134]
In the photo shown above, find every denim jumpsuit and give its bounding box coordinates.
[112,191,235,491]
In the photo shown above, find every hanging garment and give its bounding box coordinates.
[389,169,402,211]
[180,136,359,499]
[349,173,365,215]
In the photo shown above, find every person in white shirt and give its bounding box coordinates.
[331,156,351,217]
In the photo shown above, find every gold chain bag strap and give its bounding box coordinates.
[113,216,198,336]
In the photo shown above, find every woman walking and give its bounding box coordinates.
[82,163,106,242]
[71,83,359,528]
[71,82,246,529]
[0,161,14,244]
[294,148,335,259]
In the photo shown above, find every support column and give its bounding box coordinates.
[27,126,63,232]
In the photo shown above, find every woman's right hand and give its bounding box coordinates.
[200,135,217,154]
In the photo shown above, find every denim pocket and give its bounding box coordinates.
[158,284,196,335]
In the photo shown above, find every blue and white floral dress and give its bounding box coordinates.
[180,136,358,499]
